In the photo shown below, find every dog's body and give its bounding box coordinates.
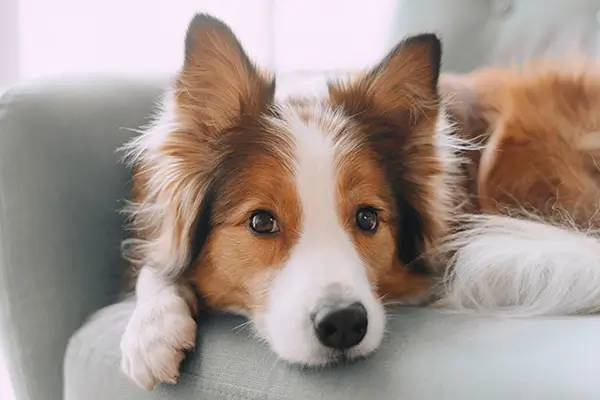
[118,14,600,390]
[440,62,600,315]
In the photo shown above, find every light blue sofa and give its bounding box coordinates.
[2,1,600,399]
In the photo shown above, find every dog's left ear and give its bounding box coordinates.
[329,33,441,122]
[329,34,449,272]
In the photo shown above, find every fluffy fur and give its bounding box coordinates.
[439,60,600,317]
[118,14,457,390]
[442,214,600,316]
[118,14,600,392]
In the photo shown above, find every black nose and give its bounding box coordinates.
[313,302,368,350]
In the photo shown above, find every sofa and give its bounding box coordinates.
[2,1,600,399]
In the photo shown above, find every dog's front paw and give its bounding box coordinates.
[120,295,197,390]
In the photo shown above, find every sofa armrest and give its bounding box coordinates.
[0,76,166,400]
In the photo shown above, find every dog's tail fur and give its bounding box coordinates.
[441,214,600,316]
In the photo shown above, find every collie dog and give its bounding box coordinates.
[119,14,600,390]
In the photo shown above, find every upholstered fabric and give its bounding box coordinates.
[3,1,600,399]
[0,76,167,400]
[66,301,600,400]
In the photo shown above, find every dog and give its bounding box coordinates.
[118,13,600,390]
[118,13,458,389]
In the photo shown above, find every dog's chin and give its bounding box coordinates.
[265,335,383,368]
[279,348,366,367]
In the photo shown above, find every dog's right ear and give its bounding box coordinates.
[176,13,275,134]
[123,15,275,280]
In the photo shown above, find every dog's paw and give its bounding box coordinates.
[120,294,197,390]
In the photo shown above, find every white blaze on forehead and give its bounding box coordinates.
[281,103,371,293]
[275,102,353,246]
[291,108,342,232]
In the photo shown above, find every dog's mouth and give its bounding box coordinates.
[327,348,370,364]
[313,350,352,367]
[296,340,376,368]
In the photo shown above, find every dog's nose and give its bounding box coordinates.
[313,302,368,350]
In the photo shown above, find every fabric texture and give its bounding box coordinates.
[66,302,600,400]
[0,75,167,400]
[3,0,600,399]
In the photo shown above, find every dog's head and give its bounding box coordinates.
[125,14,458,365]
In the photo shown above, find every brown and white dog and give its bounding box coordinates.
[118,14,600,390]
[118,13,457,389]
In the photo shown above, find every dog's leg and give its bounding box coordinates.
[120,265,197,390]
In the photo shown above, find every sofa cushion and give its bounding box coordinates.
[65,301,600,400]
[0,75,167,400]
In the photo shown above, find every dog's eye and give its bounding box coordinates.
[356,207,379,233]
[249,210,280,235]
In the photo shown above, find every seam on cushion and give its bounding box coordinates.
[0,88,32,400]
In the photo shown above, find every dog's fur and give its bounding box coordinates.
[118,14,457,389]
[118,14,600,390]
[440,62,600,316]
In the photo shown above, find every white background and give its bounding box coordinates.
[2,0,398,84]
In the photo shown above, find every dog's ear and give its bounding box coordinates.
[329,33,441,123]
[124,14,275,279]
[177,13,276,133]
[329,34,448,271]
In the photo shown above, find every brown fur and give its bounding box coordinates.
[193,150,300,312]
[124,18,450,315]
[129,17,600,316]
[124,15,278,280]
[329,35,456,275]
[442,61,600,229]
[120,16,600,388]
[335,144,436,300]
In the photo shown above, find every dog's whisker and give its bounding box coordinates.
[231,320,253,334]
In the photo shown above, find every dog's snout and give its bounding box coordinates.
[313,302,368,350]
